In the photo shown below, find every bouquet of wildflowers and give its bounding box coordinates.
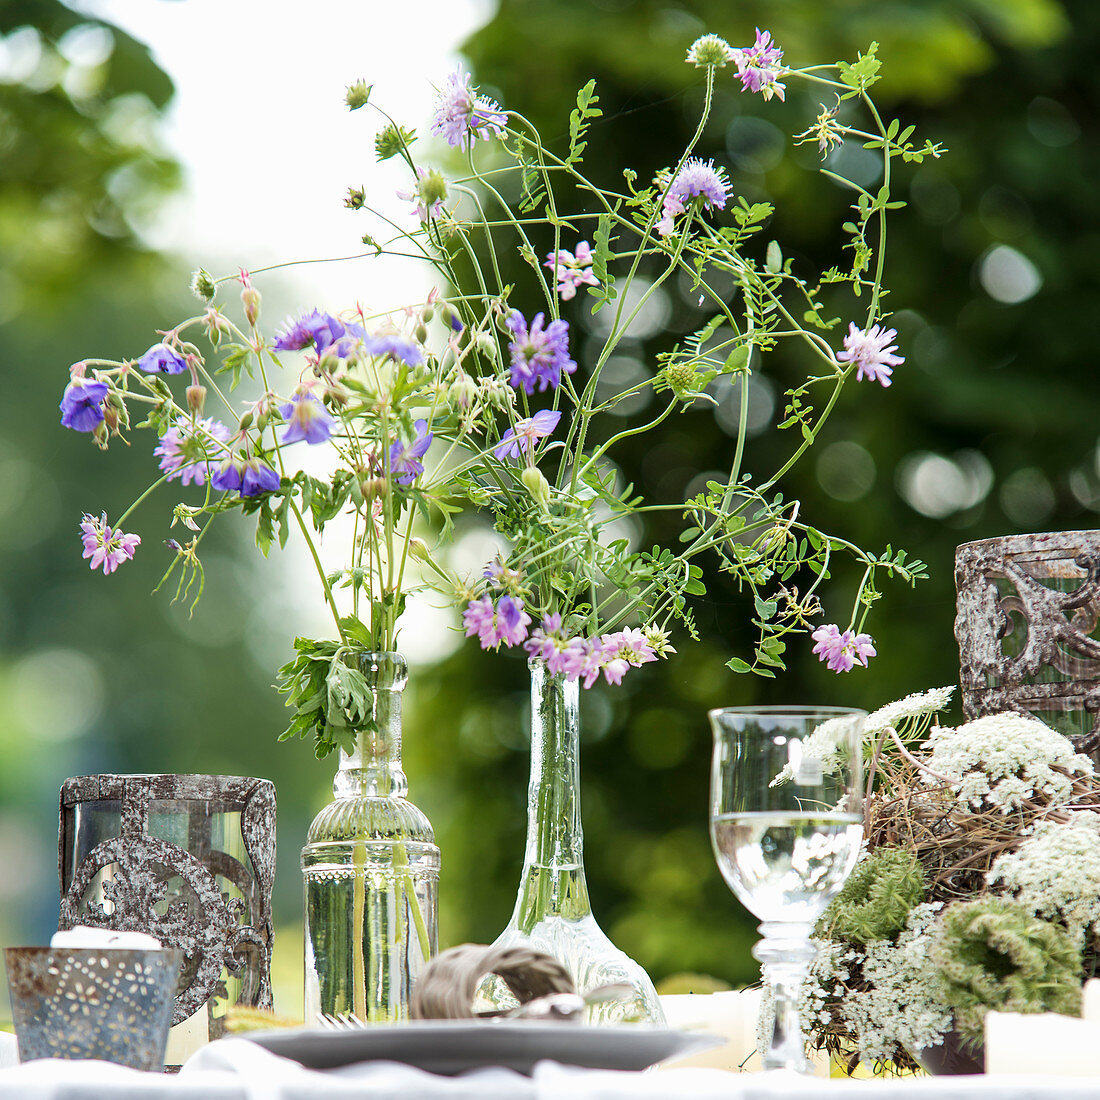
[800,689,1099,1070]
[341,28,940,687]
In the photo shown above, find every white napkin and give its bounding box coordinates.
[49,926,162,950]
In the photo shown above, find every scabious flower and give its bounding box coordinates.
[397,167,448,222]
[837,323,904,387]
[79,513,141,575]
[60,379,109,432]
[656,158,730,237]
[811,623,876,673]
[154,416,231,486]
[686,33,736,69]
[463,593,531,650]
[732,28,787,102]
[430,69,508,151]
[389,419,433,485]
[280,391,334,446]
[544,242,599,301]
[138,343,188,375]
[494,409,561,461]
[505,311,576,393]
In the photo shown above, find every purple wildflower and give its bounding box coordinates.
[138,343,188,375]
[211,455,244,493]
[564,637,611,690]
[79,513,141,575]
[431,69,508,151]
[505,311,577,394]
[811,623,877,673]
[363,332,424,367]
[523,613,581,676]
[657,158,730,238]
[154,416,232,486]
[837,323,904,387]
[494,409,561,461]
[59,379,109,432]
[280,391,335,446]
[463,593,531,650]
[732,29,787,102]
[239,457,280,497]
[544,241,599,301]
[389,419,433,485]
[602,627,658,669]
[273,311,366,359]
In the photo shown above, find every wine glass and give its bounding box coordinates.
[709,706,865,1073]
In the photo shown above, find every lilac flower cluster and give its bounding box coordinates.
[80,512,141,575]
[505,311,576,393]
[811,623,877,673]
[732,28,786,102]
[656,158,730,238]
[154,416,231,486]
[837,323,904,388]
[430,70,508,151]
[544,242,598,301]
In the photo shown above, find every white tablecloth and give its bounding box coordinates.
[2,1035,1100,1100]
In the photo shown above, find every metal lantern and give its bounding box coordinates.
[58,774,275,1057]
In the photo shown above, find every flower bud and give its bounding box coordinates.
[345,80,372,110]
[241,285,261,328]
[415,323,429,344]
[363,476,388,501]
[190,268,217,301]
[407,537,430,563]
[422,304,435,323]
[475,331,498,361]
[186,384,207,414]
[685,34,735,69]
[521,466,551,510]
[345,187,366,210]
[238,411,254,431]
[448,373,478,410]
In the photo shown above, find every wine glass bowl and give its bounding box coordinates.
[709,706,865,1073]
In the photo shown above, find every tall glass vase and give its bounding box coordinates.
[301,652,439,1023]
[479,659,665,1025]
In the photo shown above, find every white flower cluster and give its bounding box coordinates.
[922,712,1094,812]
[864,686,955,736]
[769,717,854,787]
[988,813,1100,940]
[839,903,953,1064]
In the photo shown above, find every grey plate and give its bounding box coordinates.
[246,1021,720,1076]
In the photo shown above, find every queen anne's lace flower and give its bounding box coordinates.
[922,712,1094,812]
[989,814,1100,940]
[864,686,954,735]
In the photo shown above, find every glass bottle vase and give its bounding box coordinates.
[478,659,665,1025]
[301,652,439,1023]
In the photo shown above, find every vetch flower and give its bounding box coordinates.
[811,623,876,673]
[494,409,561,461]
[239,457,280,498]
[280,391,335,446]
[79,512,141,575]
[464,593,531,649]
[59,379,109,432]
[732,28,787,102]
[505,311,577,393]
[138,343,188,375]
[837,323,904,387]
[544,242,599,301]
[657,158,730,238]
[389,419,433,485]
[154,416,231,486]
[431,69,507,151]
[686,34,736,69]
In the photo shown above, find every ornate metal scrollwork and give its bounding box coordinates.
[58,774,275,1027]
[955,532,1100,754]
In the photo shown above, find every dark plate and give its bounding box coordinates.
[246,1020,720,1076]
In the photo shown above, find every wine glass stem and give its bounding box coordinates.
[755,922,816,1073]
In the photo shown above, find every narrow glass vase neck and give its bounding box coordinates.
[333,651,408,800]
[514,659,590,923]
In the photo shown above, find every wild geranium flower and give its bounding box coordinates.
[464,593,531,649]
[732,28,787,102]
[274,310,366,358]
[138,343,188,375]
[79,512,141,575]
[280,391,334,446]
[239,457,280,498]
[494,409,561,461]
[363,332,424,367]
[431,69,508,151]
[154,416,231,486]
[389,419,433,485]
[837,322,904,387]
[657,158,730,237]
[211,454,244,493]
[812,623,877,673]
[59,379,109,432]
[505,311,577,393]
[544,242,599,301]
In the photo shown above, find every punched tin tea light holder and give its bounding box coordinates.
[955,531,1100,754]
[57,774,276,1056]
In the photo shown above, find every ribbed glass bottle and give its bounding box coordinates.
[301,652,439,1023]
[478,658,665,1024]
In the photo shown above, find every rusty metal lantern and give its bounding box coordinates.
[954,531,1100,754]
[57,774,275,1058]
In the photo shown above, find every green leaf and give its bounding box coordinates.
[566,79,602,167]
[765,240,783,274]
[726,657,752,673]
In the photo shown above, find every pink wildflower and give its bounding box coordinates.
[837,323,904,387]
[811,623,877,673]
[79,513,141,575]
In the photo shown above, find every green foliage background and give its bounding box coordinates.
[1,0,1096,1012]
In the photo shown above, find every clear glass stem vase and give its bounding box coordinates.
[301,652,439,1023]
[479,659,665,1025]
